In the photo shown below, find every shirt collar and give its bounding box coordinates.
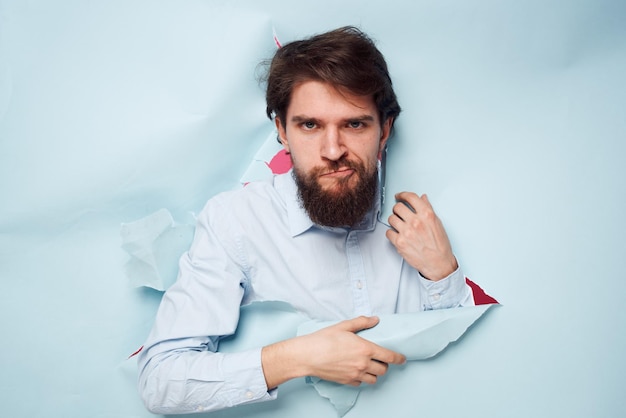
[275,170,381,237]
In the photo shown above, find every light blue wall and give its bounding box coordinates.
[1,1,625,417]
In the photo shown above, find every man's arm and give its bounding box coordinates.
[386,191,473,310]
[139,315,406,414]
[261,316,406,389]
[136,197,272,414]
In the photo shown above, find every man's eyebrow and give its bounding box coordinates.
[345,115,375,122]
[290,115,320,123]
[290,115,376,123]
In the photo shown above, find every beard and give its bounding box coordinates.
[292,157,378,228]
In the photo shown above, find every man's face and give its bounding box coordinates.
[276,80,392,227]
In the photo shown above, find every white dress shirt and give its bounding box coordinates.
[137,171,473,414]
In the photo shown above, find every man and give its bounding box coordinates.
[138,26,473,414]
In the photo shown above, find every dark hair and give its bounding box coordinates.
[263,26,401,131]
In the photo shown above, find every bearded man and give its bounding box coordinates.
[138,26,474,414]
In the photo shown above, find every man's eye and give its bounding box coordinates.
[348,121,363,129]
[303,121,316,129]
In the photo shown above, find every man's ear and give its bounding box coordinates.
[275,117,290,153]
[378,117,393,156]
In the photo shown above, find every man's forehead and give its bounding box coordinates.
[286,80,378,122]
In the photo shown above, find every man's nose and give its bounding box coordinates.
[320,127,347,161]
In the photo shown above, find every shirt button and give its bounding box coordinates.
[245,391,254,399]
[356,281,363,289]
[432,293,441,301]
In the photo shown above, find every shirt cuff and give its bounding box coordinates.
[418,265,472,310]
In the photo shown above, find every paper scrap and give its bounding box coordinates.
[297,305,495,416]
[120,209,195,291]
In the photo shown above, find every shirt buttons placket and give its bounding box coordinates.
[346,231,372,316]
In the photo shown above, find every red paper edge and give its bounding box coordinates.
[466,277,499,305]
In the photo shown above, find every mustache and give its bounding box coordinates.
[314,158,361,175]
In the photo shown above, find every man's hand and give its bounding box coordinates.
[386,192,458,281]
[262,316,406,389]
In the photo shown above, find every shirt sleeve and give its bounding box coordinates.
[417,264,474,310]
[137,197,277,414]
[138,344,276,414]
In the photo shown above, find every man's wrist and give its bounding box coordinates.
[261,338,307,390]
[420,256,459,281]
